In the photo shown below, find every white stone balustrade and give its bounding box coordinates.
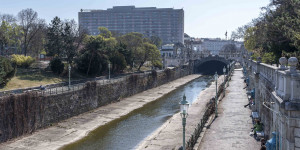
[243,56,300,150]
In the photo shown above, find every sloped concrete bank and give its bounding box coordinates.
[0,74,201,150]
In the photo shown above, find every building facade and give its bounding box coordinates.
[193,38,243,56]
[78,6,184,44]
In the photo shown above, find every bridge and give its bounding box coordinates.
[193,55,231,75]
[164,54,238,75]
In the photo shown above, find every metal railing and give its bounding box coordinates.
[0,67,190,97]
[186,98,216,150]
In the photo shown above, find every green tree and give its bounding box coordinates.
[45,16,64,57]
[116,42,131,66]
[76,36,109,76]
[109,50,127,73]
[244,27,257,52]
[46,17,86,66]
[0,21,10,55]
[137,42,162,70]
[0,56,15,86]
[242,0,300,65]
[262,52,276,64]
[63,20,77,64]
[0,16,23,55]
[118,32,144,69]
[8,23,22,54]
[98,27,112,38]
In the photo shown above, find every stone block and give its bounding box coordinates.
[295,128,300,137]
[286,139,295,150]
[296,137,300,148]
[285,102,300,111]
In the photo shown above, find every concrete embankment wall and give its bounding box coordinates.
[0,66,191,143]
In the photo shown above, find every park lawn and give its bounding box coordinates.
[0,69,66,92]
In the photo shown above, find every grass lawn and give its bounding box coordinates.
[0,68,66,91]
[0,63,155,92]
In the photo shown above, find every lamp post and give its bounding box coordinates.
[108,63,111,80]
[223,66,226,96]
[223,66,226,83]
[180,94,189,150]
[214,72,218,117]
[227,64,230,87]
[68,64,71,90]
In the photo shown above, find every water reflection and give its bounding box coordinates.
[61,76,213,150]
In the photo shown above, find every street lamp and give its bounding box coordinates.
[227,64,230,87]
[223,66,226,83]
[108,63,111,80]
[223,66,226,96]
[179,94,189,150]
[68,64,71,90]
[214,72,218,117]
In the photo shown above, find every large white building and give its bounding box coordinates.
[200,38,230,55]
[191,38,242,56]
[79,6,184,44]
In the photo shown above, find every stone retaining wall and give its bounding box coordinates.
[0,66,191,143]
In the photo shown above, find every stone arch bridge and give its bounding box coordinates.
[193,55,231,75]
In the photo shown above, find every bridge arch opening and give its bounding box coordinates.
[195,60,228,75]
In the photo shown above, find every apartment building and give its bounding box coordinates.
[78,6,184,44]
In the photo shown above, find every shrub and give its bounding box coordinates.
[262,52,276,64]
[0,56,15,86]
[11,54,35,68]
[50,57,64,74]
[151,70,157,79]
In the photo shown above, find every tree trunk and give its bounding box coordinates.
[137,61,144,71]
[0,44,3,55]
[86,52,94,76]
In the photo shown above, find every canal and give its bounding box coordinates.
[61,76,213,150]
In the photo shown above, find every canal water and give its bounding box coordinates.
[61,76,213,150]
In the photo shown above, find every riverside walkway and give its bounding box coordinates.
[137,75,225,150]
[198,69,260,150]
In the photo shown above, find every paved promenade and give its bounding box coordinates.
[198,69,260,150]
[0,75,201,150]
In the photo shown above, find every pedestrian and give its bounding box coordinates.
[244,99,253,108]
[244,96,253,108]
[260,138,266,146]
[250,120,263,136]
[260,145,266,150]
[40,85,46,90]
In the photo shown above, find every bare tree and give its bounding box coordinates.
[18,8,44,56]
[28,22,47,57]
[63,19,87,64]
[0,13,17,24]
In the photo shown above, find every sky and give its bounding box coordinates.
[0,0,270,38]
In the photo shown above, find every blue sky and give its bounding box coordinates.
[0,0,270,38]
